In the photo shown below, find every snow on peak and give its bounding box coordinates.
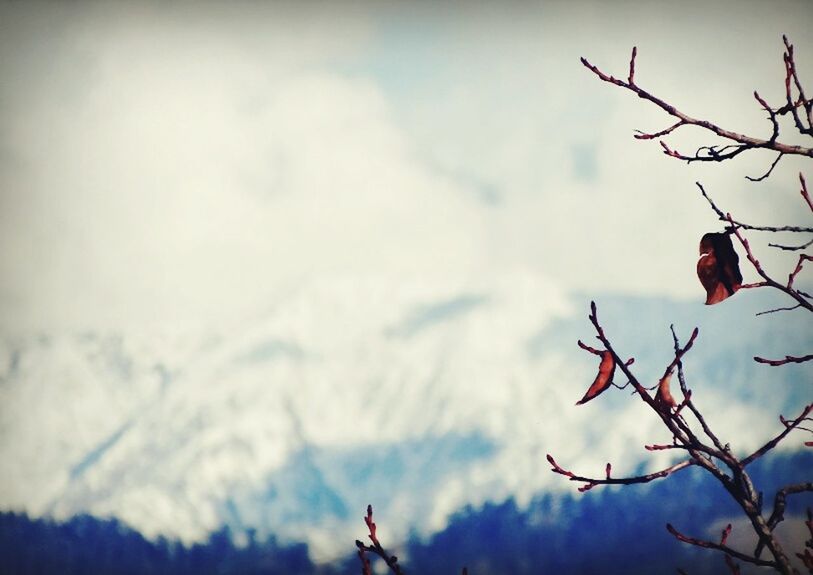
[1,271,806,560]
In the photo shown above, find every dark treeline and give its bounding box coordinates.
[2,451,811,574]
[0,513,317,575]
[406,450,813,574]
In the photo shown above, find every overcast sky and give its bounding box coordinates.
[1,0,812,333]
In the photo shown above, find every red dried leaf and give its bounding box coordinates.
[697,232,743,305]
[654,372,677,413]
[577,350,615,405]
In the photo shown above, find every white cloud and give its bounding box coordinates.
[365,0,813,296]
[3,1,812,332]
[0,2,493,331]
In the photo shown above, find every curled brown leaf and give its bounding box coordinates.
[577,350,616,405]
[697,232,743,305]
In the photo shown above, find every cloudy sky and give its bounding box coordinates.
[2,3,813,565]
[2,0,811,334]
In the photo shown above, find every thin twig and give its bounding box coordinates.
[546,453,695,492]
[801,174,813,212]
[768,238,813,251]
[753,91,780,143]
[662,326,700,382]
[356,505,404,574]
[788,254,813,288]
[755,304,802,316]
[666,524,777,567]
[635,120,685,140]
[670,325,726,452]
[726,214,813,313]
[782,36,813,136]
[742,404,813,466]
[580,50,813,162]
[754,354,813,366]
[697,183,813,233]
[746,152,783,182]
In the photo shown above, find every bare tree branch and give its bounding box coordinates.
[666,523,778,568]
[356,505,404,575]
[742,404,813,466]
[754,354,813,366]
[768,238,813,252]
[747,152,784,182]
[755,304,803,316]
[546,453,695,492]
[580,47,813,165]
[670,325,726,453]
[789,254,813,288]
[697,182,813,233]
[549,38,812,575]
[725,215,813,313]
[782,36,813,136]
[801,174,813,212]
[797,509,813,572]
[756,483,813,558]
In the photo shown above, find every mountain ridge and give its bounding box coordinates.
[1,272,809,560]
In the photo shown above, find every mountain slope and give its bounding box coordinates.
[1,272,809,559]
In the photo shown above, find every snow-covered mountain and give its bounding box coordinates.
[1,271,809,560]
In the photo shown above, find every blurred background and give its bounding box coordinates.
[1,1,811,573]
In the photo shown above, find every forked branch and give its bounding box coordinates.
[756,483,813,558]
[720,213,813,314]
[561,35,812,575]
[356,505,404,575]
[355,505,467,575]
[549,302,801,573]
[581,39,813,167]
[742,403,813,466]
[667,523,777,568]
[545,453,695,492]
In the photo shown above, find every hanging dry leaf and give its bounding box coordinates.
[697,232,743,305]
[577,350,615,405]
[654,372,677,413]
